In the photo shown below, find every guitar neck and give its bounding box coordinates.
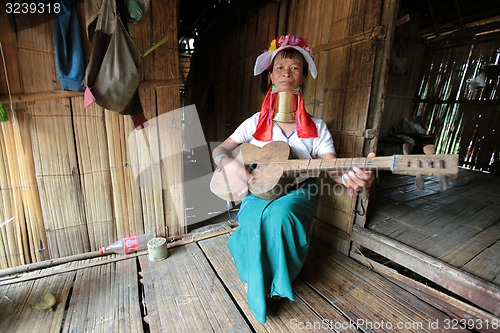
[280,156,393,173]
[269,154,458,178]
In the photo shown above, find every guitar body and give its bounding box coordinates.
[210,142,292,201]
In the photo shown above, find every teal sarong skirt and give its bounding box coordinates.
[227,178,319,323]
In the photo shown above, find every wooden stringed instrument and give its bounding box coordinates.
[209,141,459,201]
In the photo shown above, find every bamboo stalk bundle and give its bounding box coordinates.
[71,97,115,250]
[11,112,48,262]
[1,117,30,267]
[29,99,89,258]
[0,124,24,268]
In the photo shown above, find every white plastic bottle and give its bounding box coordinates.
[99,233,154,254]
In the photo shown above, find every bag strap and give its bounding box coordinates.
[96,0,118,34]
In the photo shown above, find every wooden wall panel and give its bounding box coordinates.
[413,35,500,174]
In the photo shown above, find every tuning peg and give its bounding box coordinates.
[415,173,425,190]
[423,144,435,155]
[439,176,450,192]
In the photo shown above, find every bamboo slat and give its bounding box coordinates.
[291,281,361,333]
[140,243,250,332]
[127,1,153,81]
[61,257,143,333]
[14,12,57,94]
[439,222,500,269]
[0,0,185,266]
[462,241,500,286]
[350,247,499,333]
[72,97,115,251]
[0,265,75,333]
[302,244,456,332]
[29,99,89,257]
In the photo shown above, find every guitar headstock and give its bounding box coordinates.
[391,154,459,179]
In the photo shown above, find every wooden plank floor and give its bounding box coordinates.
[0,231,488,332]
[367,168,500,286]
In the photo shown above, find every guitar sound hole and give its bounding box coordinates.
[249,162,258,171]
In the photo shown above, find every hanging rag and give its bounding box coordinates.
[83,0,142,115]
[84,0,103,42]
[53,0,85,92]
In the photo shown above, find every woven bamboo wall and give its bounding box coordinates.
[186,0,397,254]
[0,0,182,267]
[413,34,500,174]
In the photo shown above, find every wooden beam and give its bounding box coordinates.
[0,79,184,105]
[426,0,441,38]
[351,225,500,316]
[453,0,465,30]
[0,90,83,104]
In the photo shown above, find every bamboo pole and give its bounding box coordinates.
[0,224,237,282]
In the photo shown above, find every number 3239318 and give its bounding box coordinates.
[5,2,61,14]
